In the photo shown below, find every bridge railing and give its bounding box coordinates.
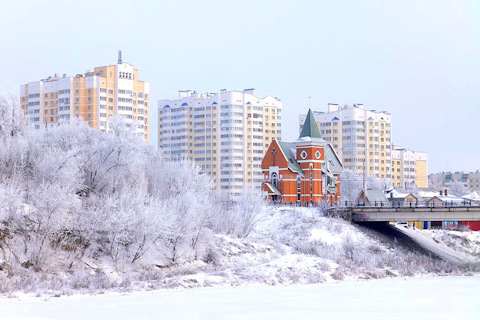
[343,200,474,208]
[267,201,335,208]
[268,200,475,208]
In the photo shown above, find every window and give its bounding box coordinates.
[271,172,278,188]
[297,177,301,201]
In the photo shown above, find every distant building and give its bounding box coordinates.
[158,89,282,196]
[299,104,392,180]
[261,109,342,203]
[426,195,468,207]
[356,189,389,206]
[428,171,480,193]
[445,172,469,190]
[462,190,480,205]
[391,146,428,188]
[386,191,418,205]
[20,51,150,141]
[467,171,480,192]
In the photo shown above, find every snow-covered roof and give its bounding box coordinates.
[365,189,389,203]
[462,191,480,200]
[324,144,343,174]
[278,142,304,176]
[418,190,440,198]
[428,195,466,203]
[264,183,281,195]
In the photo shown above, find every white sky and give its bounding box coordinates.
[1,0,479,173]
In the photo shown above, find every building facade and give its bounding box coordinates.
[391,146,428,188]
[262,109,342,203]
[299,104,392,179]
[158,89,282,196]
[467,171,480,192]
[429,171,480,193]
[20,52,150,141]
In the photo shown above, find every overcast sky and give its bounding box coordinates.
[1,0,478,173]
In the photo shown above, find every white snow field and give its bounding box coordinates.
[0,275,479,320]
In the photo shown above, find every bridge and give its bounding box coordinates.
[346,205,480,222]
[271,201,480,224]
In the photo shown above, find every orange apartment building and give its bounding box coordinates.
[261,109,343,204]
[20,51,150,141]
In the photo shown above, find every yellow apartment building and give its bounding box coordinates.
[391,146,428,188]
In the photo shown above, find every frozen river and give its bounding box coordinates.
[1,275,479,320]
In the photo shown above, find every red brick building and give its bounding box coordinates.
[261,109,343,204]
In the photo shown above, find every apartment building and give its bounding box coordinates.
[468,171,480,192]
[429,171,479,192]
[391,146,428,188]
[158,89,282,196]
[299,104,392,179]
[20,52,150,141]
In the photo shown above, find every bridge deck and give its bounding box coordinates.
[347,206,480,222]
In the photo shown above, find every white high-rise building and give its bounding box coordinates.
[158,89,282,196]
[300,104,392,179]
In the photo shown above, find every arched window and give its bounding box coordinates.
[271,173,278,188]
[297,176,301,201]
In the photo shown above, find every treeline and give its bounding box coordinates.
[0,95,263,274]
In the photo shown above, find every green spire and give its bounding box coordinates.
[299,109,322,139]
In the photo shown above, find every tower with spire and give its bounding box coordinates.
[261,109,343,204]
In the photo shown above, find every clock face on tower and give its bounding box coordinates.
[315,151,321,159]
[300,150,307,159]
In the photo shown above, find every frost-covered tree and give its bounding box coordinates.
[447,181,467,197]
[0,96,264,274]
[340,169,363,203]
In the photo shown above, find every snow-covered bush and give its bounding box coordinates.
[0,95,265,279]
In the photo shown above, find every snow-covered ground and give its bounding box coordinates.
[394,225,473,263]
[1,206,479,296]
[1,275,479,320]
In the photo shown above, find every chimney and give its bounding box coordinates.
[118,50,123,64]
[445,189,448,196]
[440,190,443,196]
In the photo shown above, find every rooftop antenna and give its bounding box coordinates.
[118,50,123,64]
[308,96,312,108]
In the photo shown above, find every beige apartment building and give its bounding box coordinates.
[20,52,150,141]
[391,146,428,188]
[158,89,282,197]
[299,104,392,179]
[300,104,429,188]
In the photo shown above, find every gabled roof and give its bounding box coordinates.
[365,189,389,203]
[299,109,322,139]
[278,141,304,175]
[324,144,343,174]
